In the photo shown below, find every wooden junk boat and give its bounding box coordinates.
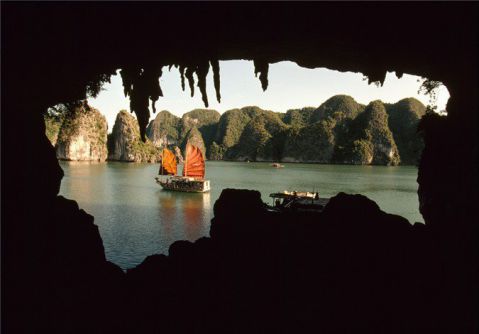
[155,144,210,193]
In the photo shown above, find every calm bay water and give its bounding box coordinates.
[59,161,423,269]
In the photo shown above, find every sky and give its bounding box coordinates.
[87,60,450,132]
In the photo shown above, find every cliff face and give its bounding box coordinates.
[212,107,257,160]
[146,110,181,147]
[44,114,63,146]
[283,120,335,163]
[181,126,206,157]
[213,106,287,161]
[208,97,420,165]
[55,103,108,161]
[283,96,364,163]
[336,100,400,165]
[386,98,426,164]
[146,109,219,158]
[46,97,425,165]
[283,107,316,128]
[236,111,287,162]
[180,109,220,157]
[108,110,160,162]
[312,95,365,122]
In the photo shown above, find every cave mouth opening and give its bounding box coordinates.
[44,60,450,270]
[4,5,477,332]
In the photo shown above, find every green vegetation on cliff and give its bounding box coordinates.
[181,126,206,157]
[46,95,426,165]
[208,141,226,160]
[283,107,316,128]
[312,95,365,122]
[283,96,363,163]
[227,107,288,161]
[181,109,220,150]
[214,107,256,153]
[146,110,181,146]
[44,108,65,146]
[385,98,426,164]
[283,119,335,162]
[55,102,108,161]
[187,96,422,165]
[146,108,219,158]
[108,110,160,162]
[336,100,400,165]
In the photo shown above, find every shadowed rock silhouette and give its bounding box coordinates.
[121,189,441,333]
[2,3,477,333]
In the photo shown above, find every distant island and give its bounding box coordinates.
[44,95,426,165]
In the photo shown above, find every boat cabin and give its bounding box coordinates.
[269,191,328,212]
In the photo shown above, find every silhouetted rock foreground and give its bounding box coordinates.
[7,186,473,333]
[3,3,477,333]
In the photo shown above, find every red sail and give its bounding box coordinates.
[182,144,205,178]
[159,148,177,175]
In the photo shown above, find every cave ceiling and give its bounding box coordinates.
[3,2,478,138]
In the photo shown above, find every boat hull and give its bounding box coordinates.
[155,176,210,193]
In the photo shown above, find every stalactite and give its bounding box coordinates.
[367,69,387,86]
[129,77,150,141]
[120,68,136,97]
[254,59,269,91]
[120,66,164,141]
[146,66,163,113]
[179,65,186,91]
[210,59,221,103]
[197,62,209,108]
[185,66,196,97]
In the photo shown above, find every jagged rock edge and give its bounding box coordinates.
[196,62,210,108]
[254,59,269,91]
[210,59,221,103]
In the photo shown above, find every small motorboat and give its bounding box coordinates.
[268,191,329,213]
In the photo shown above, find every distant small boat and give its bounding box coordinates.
[271,163,284,168]
[155,144,210,193]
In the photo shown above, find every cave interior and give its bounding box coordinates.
[2,3,478,333]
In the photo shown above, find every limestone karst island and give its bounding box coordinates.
[45,95,426,166]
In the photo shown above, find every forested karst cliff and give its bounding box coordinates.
[45,96,426,165]
[108,110,160,162]
[334,100,400,165]
[283,96,366,163]
[146,110,181,147]
[54,102,108,161]
[385,98,426,164]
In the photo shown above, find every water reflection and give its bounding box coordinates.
[60,161,108,204]
[157,191,211,243]
[60,161,422,269]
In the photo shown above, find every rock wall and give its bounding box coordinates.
[146,110,181,147]
[3,4,477,333]
[180,126,206,157]
[385,98,426,165]
[55,102,108,161]
[108,110,160,162]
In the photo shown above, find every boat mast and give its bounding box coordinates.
[160,148,164,175]
[184,144,187,177]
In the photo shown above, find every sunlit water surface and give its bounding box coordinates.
[59,161,422,269]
